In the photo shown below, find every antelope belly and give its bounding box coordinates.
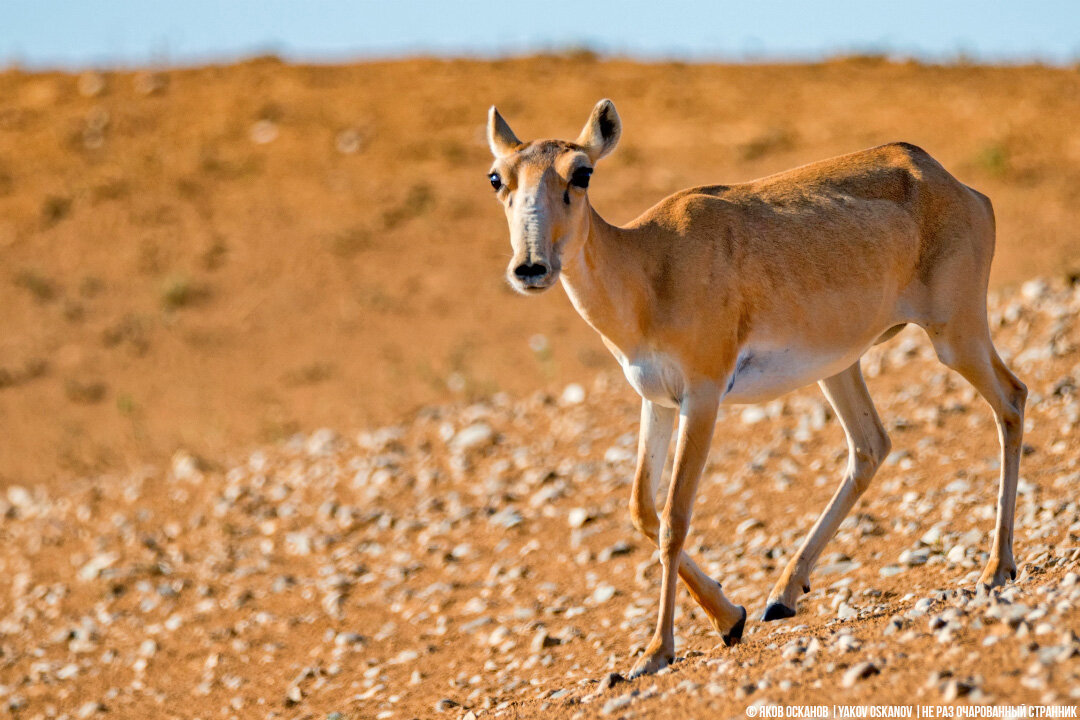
[722,346,860,404]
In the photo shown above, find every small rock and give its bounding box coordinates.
[599,541,634,561]
[899,548,930,566]
[78,552,119,581]
[568,507,593,528]
[560,383,586,405]
[592,584,617,604]
[736,518,764,535]
[285,685,303,706]
[920,527,943,546]
[842,661,880,687]
[76,701,105,718]
[942,678,975,702]
[488,508,523,529]
[883,616,904,635]
[602,692,636,714]
[599,672,626,692]
[434,698,460,712]
[171,450,203,480]
[817,560,861,576]
[451,423,494,452]
[741,406,768,425]
[836,634,862,652]
[531,629,560,652]
[604,446,634,464]
[1021,279,1050,302]
[305,428,338,456]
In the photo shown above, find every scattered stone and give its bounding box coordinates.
[736,518,764,535]
[899,548,930,566]
[568,507,593,528]
[598,672,625,692]
[76,701,106,718]
[942,678,976,701]
[171,450,203,480]
[602,692,636,714]
[836,634,862,652]
[592,583,617,604]
[451,423,494,451]
[532,629,560,652]
[842,661,880,687]
[560,383,586,405]
[1021,279,1050,302]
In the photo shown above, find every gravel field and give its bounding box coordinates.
[2,278,1079,719]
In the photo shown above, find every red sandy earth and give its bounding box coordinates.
[0,57,1079,487]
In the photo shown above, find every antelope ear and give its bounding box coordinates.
[576,99,621,162]
[487,106,521,158]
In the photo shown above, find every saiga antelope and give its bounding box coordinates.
[485,99,1026,678]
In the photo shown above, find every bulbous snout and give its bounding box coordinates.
[503,184,562,293]
[514,261,550,281]
[507,256,559,293]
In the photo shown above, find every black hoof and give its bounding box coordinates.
[722,606,747,647]
[1010,568,1017,581]
[761,602,796,622]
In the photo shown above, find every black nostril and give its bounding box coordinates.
[514,263,549,279]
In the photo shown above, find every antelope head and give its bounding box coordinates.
[486,99,621,294]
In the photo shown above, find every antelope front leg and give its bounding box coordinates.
[630,387,724,678]
[629,400,746,645]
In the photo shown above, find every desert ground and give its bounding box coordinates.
[2,56,1080,487]
[1,57,1079,719]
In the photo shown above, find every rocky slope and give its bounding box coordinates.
[1,278,1079,719]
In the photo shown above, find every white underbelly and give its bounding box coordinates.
[722,345,861,404]
[615,342,870,408]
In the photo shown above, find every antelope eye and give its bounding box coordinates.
[570,166,592,189]
[488,172,502,191]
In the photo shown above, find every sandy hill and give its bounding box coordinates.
[0,56,1079,485]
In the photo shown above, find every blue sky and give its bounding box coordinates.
[2,1,1079,69]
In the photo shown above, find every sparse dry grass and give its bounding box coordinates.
[0,57,1079,487]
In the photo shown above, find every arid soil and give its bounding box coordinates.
[2,57,1080,486]
[1,278,1079,719]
